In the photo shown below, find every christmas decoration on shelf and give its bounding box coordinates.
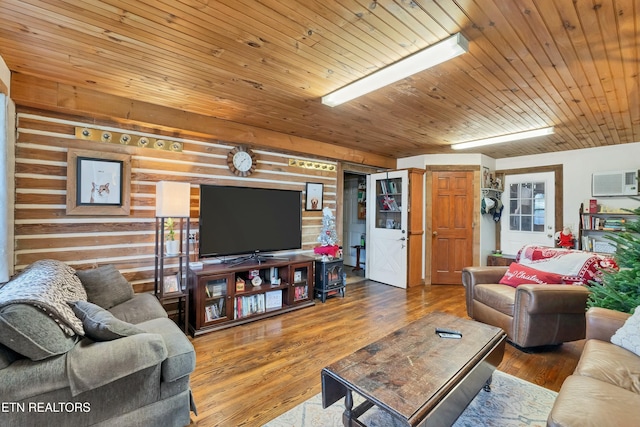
[314,207,340,258]
[587,200,640,314]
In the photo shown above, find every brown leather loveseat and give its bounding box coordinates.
[547,307,640,426]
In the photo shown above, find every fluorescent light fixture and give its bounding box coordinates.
[322,33,469,107]
[450,127,555,150]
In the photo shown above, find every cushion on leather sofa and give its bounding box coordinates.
[0,304,78,360]
[473,284,516,317]
[548,375,640,427]
[76,264,134,309]
[574,339,640,394]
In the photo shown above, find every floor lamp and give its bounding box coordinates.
[155,181,191,334]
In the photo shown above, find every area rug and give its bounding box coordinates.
[263,371,557,427]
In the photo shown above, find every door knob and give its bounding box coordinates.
[433,231,438,236]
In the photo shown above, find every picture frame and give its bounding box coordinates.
[482,167,491,189]
[294,270,303,283]
[163,273,180,294]
[305,182,323,211]
[66,149,131,215]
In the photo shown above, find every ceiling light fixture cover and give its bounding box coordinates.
[322,33,469,107]
[450,127,555,150]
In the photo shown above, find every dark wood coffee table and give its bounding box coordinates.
[321,312,506,427]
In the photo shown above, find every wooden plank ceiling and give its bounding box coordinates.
[0,0,638,159]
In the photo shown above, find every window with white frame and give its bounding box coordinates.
[508,182,546,232]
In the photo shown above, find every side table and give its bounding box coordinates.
[351,245,365,272]
[486,253,516,267]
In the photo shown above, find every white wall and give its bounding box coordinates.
[397,142,640,279]
[0,54,14,282]
[496,142,640,229]
[0,55,9,94]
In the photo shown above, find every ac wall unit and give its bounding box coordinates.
[592,170,639,196]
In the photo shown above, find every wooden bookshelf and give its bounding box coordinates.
[188,255,315,336]
[579,203,637,253]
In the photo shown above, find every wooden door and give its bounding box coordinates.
[431,171,474,284]
[366,170,409,288]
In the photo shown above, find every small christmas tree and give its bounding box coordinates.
[317,207,338,246]
[587,199,640,313]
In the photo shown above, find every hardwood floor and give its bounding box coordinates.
[188,280,583,426]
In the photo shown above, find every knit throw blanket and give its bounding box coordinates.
[515,245,618,284]
[0,259,87,335]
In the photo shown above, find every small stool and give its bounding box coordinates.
[351,245,365,272]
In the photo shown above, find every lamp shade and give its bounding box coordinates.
[155,181,190,217]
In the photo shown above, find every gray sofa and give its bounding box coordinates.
[0,259,196,426]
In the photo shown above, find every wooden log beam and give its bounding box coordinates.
[10,73,395,169]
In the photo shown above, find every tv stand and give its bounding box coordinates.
[226,253,289,267]
[188,255,315,336]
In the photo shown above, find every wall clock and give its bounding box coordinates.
[227,146,257,177]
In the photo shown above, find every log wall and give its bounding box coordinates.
[14,108,337,293]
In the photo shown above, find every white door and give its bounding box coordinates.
[366,170,408,288]
[501,172,555,255]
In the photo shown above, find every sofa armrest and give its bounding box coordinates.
[462,266,509,286]
[136,318,195,382]
[585,306,630,341]
[462,267,509,317]
[512,285,591,347]
[515,285,591,314]
[66,333,168,396]
[0,353,68,401]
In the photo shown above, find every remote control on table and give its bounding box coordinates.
[438,332,462,339]
[435,327,462,336]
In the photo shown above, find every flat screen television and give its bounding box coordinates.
[198,185,302,260]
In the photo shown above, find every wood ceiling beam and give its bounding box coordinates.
[10,73,395,169]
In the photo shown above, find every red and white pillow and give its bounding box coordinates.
[499,263,565,288]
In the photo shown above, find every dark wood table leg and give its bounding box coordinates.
[343,389,354,426]
[352,245,363,272]
[342,389,375,427]
[483,374,493,392]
